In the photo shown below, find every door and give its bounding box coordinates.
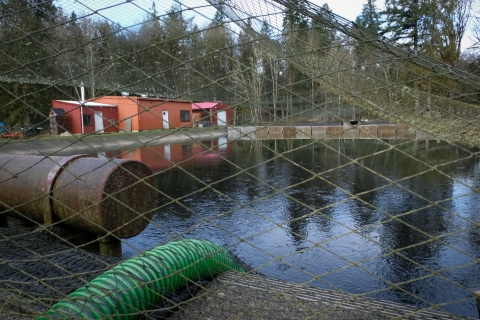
[124,118,132,133]
[94,112,104,133]
[217,110,227,126]
[162,110,169,129]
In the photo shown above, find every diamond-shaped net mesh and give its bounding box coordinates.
[1,0,480,319]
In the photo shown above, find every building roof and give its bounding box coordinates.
[192,102,220,110]
[56,100,117,107]
[139,97,190,103]
[51,108,66,115]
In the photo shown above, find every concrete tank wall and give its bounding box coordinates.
[228,124,422,141]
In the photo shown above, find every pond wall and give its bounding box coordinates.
[228,124,425,141]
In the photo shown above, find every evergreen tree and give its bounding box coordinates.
[355,0,381,34]
[163,4,195,96]
[382,0,429,52]
[354,0,382,63]
[260,20,273,38]
[0,0,59,127]
[50,10,84,99]
[237,21,255,68]
[212,9,226,25]
[282,0,310,114]
[311,3,335,51]
[134,2,166,94]
[199,14,234,101]
[0,0,58,77]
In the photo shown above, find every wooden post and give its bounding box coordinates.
[98,235,122,257]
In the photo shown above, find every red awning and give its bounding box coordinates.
[192,102,219,110]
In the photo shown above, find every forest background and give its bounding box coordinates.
[1,0,479,128]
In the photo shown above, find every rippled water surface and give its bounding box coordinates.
[115,138,480,317]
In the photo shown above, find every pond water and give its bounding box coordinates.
[110,138,480,317]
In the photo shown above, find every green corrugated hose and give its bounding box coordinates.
[37,239,244,319]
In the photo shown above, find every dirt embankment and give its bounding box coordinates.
[0,128,226,156]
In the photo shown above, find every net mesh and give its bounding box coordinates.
[1,0,480,319]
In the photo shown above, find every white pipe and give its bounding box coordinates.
[80,82,85,134]
[80,104,84,135]
[81,82,85,102]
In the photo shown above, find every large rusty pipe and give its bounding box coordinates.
[0,155,156,238]
[0,154,90,223]
[52,157,157,238]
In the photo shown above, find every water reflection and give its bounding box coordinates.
[110,139,480,317]
[104,137,232,172]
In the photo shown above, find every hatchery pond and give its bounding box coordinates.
[109,138,480,318]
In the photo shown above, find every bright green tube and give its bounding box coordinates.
[37,239,244,319]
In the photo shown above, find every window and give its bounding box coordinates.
[180,110,190,122]
[83,114,92,126]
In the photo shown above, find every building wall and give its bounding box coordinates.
[51,100,119,134]
[81,106,96,134]
[92,96,140,132]
[94,96,192,131]
[137,98,192,130]
[84,106,119,134]
[51,100,82,134]
[193,102,232,126]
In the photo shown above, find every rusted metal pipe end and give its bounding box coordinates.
[52,157,157,238]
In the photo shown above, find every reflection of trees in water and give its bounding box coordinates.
[285,202,310,246]
[259,139,480,304]
[128,138,480,316]
[153,139,480,301]
[362,142,479,304]
[280,140,339,246]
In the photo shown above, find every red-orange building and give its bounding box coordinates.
[50,100,119,134]
[192,102,232,126]
[92,96,193,132]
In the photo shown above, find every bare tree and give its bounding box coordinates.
[430,0,473,66]
[231,46,265,124]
